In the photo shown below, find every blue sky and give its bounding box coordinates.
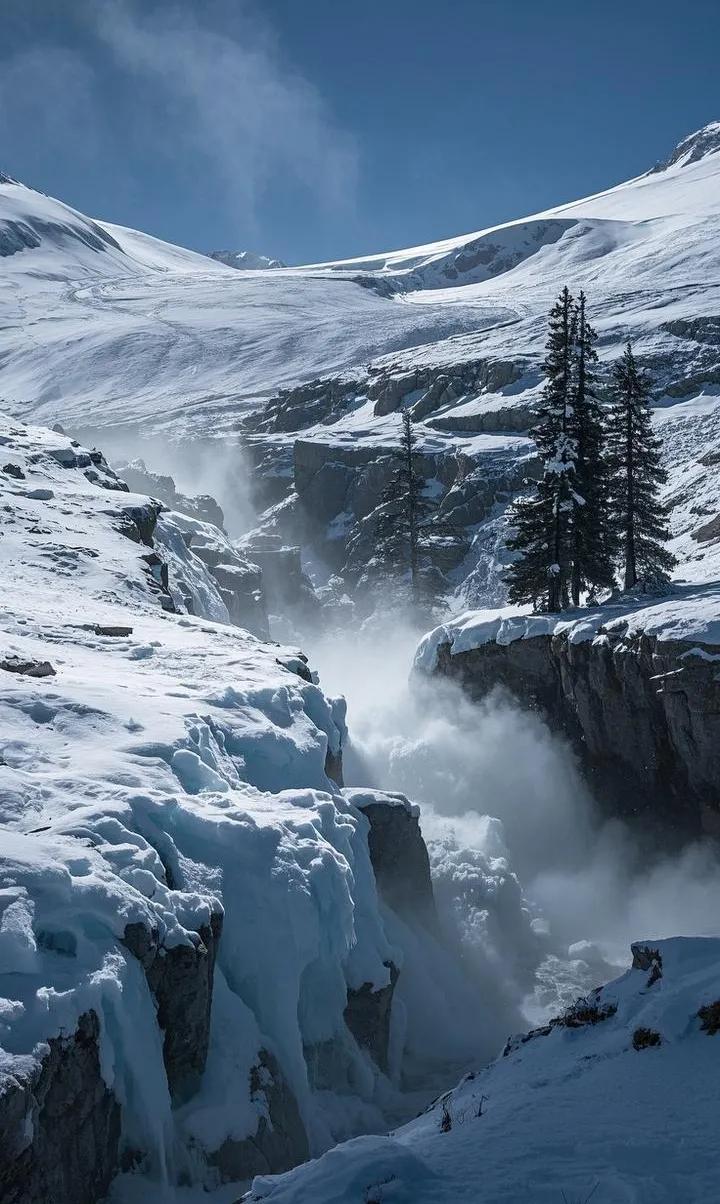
[1,0,718,263]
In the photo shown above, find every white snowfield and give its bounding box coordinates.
[0,415,463,1180]
[247,936,720,1204]
[1,124,720,445]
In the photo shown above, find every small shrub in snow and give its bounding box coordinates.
[697,1000,720,1035]
[632,1027,662,1050]
[562,999,618,1029]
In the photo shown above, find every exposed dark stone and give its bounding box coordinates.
[631,943,663,975]
[2,462,24,479]
[241,538,320,622]
[123,913,223,1104]
[118,459,226,531]
[139,549,177,612]
[429,627,720,838]
[117,500,162,547]
[210,560,269,638]
[93,624,134,637]
[276,653,313,684]
[344,961,399,1073]
[692,513,720,543]
[0,1011,121,1204]
[208,1049,309,1181]
[357,800,436,927]
[1,656,56,677]
[324,746,344,788]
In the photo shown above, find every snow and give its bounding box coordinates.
[2,124,719,451]
[415,583,720,673]
[0,414,453,1186]
[245,936,720,1204]
[2,121,720,1200]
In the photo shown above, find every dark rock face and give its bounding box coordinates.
[208,1049,309,1181]
[0,1011,121,1204]
[123,913,223,1104]
[324,746,344,788]
[1,656,56,677]
[118,459,226,530]
[344,962,399,1074]
[118,500,162,547]
[358,801,437,926]
[431,629,720,838]
[240,537,320,624]
[186,534,269,639]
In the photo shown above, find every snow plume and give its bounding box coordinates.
[93,0,358,229]
[309,612,720,1036]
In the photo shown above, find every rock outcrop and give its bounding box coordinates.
[208,1049,308,1182]
[118,459,226,530]
[344,962,399,1074]
[171,517,270,638]
[347,791,437,927]
[123,913,223,1104]
[0,1011,122,1204]
[430,628,720,838]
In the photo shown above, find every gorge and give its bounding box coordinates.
[2,118,720,1204]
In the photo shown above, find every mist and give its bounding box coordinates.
[72,426,258,538]
[308,611,720,1031]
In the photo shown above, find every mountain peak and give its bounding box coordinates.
[651,120,720,173]
[207,249,286,271]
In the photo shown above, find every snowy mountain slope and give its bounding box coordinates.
[247,937,720,1204]
[2,124,719,623]
[1,123,718,442]
[0,177,485,434]
[0,414,513,1201]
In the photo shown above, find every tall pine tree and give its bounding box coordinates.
[373,409,451,608]
[605,343,676,591]
[568,291,616,604]
[506,286,577,612]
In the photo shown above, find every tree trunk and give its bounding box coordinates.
[624,400,636,589]
[571,297,585,609]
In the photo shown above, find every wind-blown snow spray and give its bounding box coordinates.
[309,611,720,1031]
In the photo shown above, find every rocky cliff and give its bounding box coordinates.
[0,415,461,1204]
[418,601,720,839]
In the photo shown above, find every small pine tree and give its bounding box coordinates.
[605,343,676,591]
[506,286,577,612]
[568,291,616,604]
[373,409,451,609]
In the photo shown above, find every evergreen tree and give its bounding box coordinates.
[568,291,616,604]
[373,409,451,609]
[605,343,676,591]
[505,286,577,612]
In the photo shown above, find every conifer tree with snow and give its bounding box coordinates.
[568,291,616,604]
[372,409,451,610]
[505,286,577,612]
[605,343,676,591]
